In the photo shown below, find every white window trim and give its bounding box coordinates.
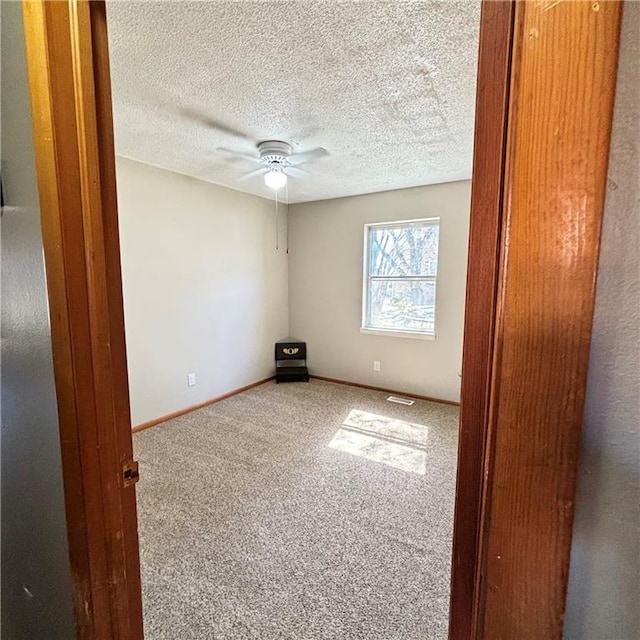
[361,217,440,339]
[360,327,436,340]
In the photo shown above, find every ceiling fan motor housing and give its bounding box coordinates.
[258,140,292,169]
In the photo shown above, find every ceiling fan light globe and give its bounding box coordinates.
[264,169,287,190]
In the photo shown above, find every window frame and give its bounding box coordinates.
[361,217,440,340]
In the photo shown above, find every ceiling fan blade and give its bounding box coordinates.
[288,147,329,166]
[237,168,266,182]
[216,147,261,163]
[178,105,252,141]
[286,166,309,178]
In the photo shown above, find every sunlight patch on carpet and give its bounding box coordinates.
[329,409,429,474]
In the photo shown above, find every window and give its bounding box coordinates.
[361,218,439,338]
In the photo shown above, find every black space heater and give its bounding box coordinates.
[275,337,309,383]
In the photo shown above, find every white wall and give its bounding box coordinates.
[564,4,640,638]
[288,182,470,402]
[117,157,289,426]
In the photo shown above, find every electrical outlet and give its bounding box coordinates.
[187,372,196,387]
[373,360,381,372]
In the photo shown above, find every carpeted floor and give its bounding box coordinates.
[134,379,459,640]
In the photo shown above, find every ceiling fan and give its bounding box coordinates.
[218,140,329,190]
[170,100,327,190]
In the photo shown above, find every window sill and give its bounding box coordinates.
[359,327,436,341]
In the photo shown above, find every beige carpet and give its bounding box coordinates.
[134,379,459,639]
[329,408,430,474]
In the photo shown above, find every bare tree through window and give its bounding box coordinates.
[364,219,439,334]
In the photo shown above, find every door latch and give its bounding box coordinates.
[122,460,140,487]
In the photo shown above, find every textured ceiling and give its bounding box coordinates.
[107,1,481,203]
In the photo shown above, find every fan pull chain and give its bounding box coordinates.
[285,181,290,254]
[275,187,279,251]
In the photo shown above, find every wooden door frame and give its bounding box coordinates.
[21,1,622,639]
[21,2,143,638]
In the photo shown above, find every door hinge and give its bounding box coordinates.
[122,460,140,487]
